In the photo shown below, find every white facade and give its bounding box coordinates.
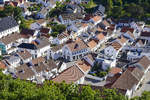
[18,45,50,59]
[62,45,89,61]
[0,26,19,38]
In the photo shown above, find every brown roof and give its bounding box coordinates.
[121,27,134,33]
[118,36,127,45]
[86,54,94,62]
[138,56,150,70]
[17,50,32,60]
[96,33,105,41]
[88,40,97,49]
[0,7,4,11]
[33,62,47,73]
[82,23,88,28]
[40,28,50,34]
[92,16,102,22]
[33,59,57,73]
[102,20,110,27]
[16,64,35,80]
[21,28,35,36]
[61,13,83,21]
[0,61,7,69]
[67,39,88,52]
[111,41,122,50]
[52,65,84,83]
[0,32,22,45]
[97,27,104,32]
[36,19,46,24]
[111,70,139,90]
[109,67,122,75]
[108,24,115,31]
[57,32,69,40]
[76,60,91,73]
[126,31,135,39]
[106,73,121,84]
[32,57,46,65]
[141,31,150,37]
[128,67,144,81]
[45,59,58,71]
[51,43,65,52]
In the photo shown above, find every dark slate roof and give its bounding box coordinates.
[18,38,50,50]
[0,16,18,33]
[18,43,37,50]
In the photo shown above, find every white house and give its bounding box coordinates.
[52,32,69,44]
[62,38,89,61]
[104,41,122,67]
[17,50,32,64]
[6,56,21,68]
[83,54,95,67]
[50,43,64,60]
[0,17,19,39]
[0,32,24,54]
[31,58,58,80]
[18,38,50,59]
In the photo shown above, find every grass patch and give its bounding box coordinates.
[24,19,35,28]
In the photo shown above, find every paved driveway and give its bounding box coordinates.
[132,71,150,97]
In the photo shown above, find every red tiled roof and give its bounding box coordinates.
[109,67,122,75]
[76,60,91,73]
[52,65,84,83]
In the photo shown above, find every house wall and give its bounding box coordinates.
[84,56,94,66]
[18,45,50,59]
[0,26,19,38]
[125,89,133,99]
[75,76,85,84]
[51,50,62,60]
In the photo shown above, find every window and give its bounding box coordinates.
[73,56,75,59]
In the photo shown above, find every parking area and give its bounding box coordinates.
[132,70,150,97]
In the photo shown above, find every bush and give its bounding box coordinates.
[97,71,107,78]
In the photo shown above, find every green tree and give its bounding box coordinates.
[52,24,66,33]
[80,85,101,100]
[13,7,22,22]
[3,5,14,16]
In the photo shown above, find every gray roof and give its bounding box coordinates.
[51,43,65,52]
[0,16,18,33]
[0,32,22,45]
[15,64,35,80]
[32,59,58,73]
